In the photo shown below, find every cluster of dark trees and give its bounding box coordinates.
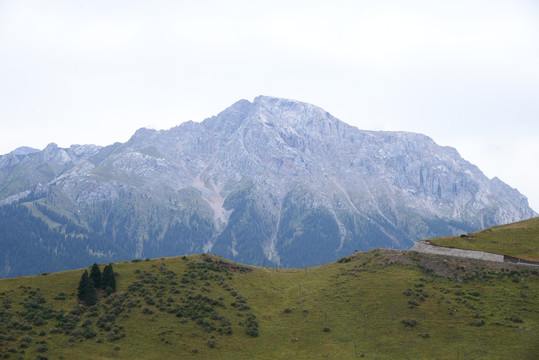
[77,263,116,305]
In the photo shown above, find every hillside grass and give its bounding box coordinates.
[429,217,539,261]
[1,250,537,359]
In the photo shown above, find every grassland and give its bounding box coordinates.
[1,248,537,359]
[430,217,539,262]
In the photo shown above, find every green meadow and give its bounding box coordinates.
[430,217,539,262]
[1,219,538,359]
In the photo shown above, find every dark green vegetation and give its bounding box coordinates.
[77,271,98,306]
[77,264,117,305]
[430,217,539,262]
[0,204,112,279]
[0,249,537,359]
[0,199,218,278]
[0,192,481,279]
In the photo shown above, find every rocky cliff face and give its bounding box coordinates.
[0,96,535,277]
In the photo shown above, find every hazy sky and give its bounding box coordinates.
[1,0,538,211]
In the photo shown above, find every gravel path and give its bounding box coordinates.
[411,240,505,263]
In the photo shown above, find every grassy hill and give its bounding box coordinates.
[1,248,537,359]
[429,217,539,262]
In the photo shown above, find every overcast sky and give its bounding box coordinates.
[1,0,538,211]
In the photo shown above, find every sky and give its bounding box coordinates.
[0,0,538,211]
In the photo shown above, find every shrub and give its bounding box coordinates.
[53,292,66,300]
[401,319,418,327]
[36,344,48,353]
[142,308,154,315]
[245,314,259,337]
[145,297,156,306]
[83,327,97,339]
[20,335,33,343]
[2,297,12,309]
[33,316,45,326]
[246,325,258,337]
[470,320,485,327]
[509,314,523,323]
[108,333,123,342]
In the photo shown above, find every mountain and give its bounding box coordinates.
[0,96,536,277]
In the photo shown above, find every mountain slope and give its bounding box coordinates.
[0,96,536,277]
[429,217,539,262]
[0,249,537,359]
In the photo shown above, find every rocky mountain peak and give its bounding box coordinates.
[9,146,40,156]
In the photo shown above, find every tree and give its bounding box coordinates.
[89,263,102,288]
[102,263,116,294]
[77,270,89,300]
[84,278,99,305]
[77,270,98,305]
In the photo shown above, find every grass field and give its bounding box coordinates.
[430,217,539,262]
[1,248,537,359]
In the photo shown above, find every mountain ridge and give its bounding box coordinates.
[0,96,536,277]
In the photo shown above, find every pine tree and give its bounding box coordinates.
[102,263,116,294]
[84,277,98,306]
[89,263,102,288]
[77,270,90,301]
[77,270,98,305]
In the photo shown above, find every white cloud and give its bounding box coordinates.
[0,0,538,211]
